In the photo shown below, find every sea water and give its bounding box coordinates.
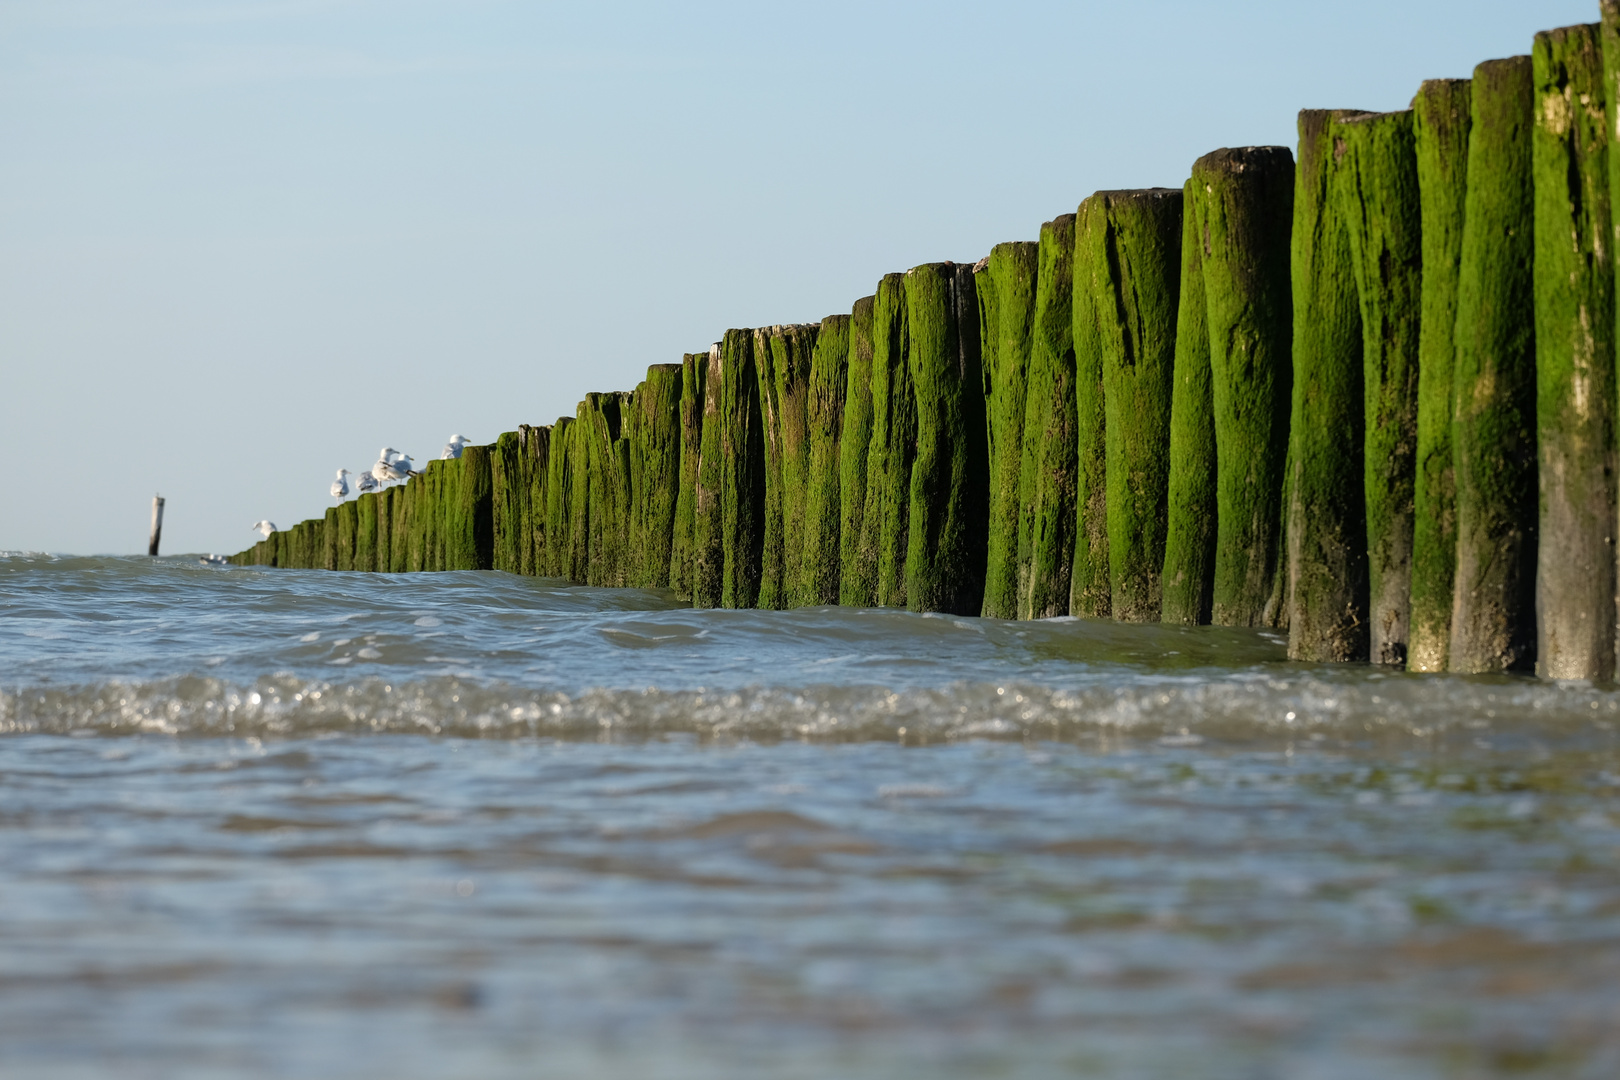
[2,553,1619,1078]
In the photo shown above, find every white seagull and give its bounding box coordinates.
[331,468,351,502]
[356,470,378,494]
[441,434,471,460]
[395,453,421,477]
[373,448,408,484]
[252,520,277,538]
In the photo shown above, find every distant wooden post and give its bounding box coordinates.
[148,495,165,557]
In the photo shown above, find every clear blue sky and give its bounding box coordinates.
[0,0,1594,556]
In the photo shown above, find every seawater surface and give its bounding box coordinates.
[3,553,1620,1078]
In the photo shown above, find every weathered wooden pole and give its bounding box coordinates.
[1409,78,1472,671]
[449,444,494,571]
[1161,177,1218,625]
[862,274,915,608]
[567,404,592,583]
[904,262,989,615]
[334,498,357,572]
[544,416,575,579]
[978,241,1039,619]
[719,329,766,608]
[1194,146,1294,628]
[1288,113,1368,662]
[147,495,164,557]
[1534,25,1615,680]
[803,313,851,606]
[668,353,707,599]
[756,324,817,609]
[628,364,683,589]
[1018,214,1078,620]
[1450,56,1538,674]
[375,487,394,572]
[839,296,878,606]
[322,507,339,570]
[692,343,726,607]
[354,492,377,572]
[1093,188,1182,622]
[522,424,550,577]
[491,430,523,574]
[1071,196,1111,619]
[588,392,633,588]
[1336,109,1423,666]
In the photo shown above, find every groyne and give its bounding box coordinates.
[236,9,1620,679]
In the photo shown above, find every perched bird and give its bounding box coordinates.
[356,470,378,494]
[331,468,351,502]
[252,520,277,538]
[374,448,408,484]
[441,434,471,460]
[396,453,421,477]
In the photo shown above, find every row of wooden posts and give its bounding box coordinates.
[236,13,1620,680]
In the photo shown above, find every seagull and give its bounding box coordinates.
[374,448,407,484]
[252,520,277,538]
[396,453,421,477]
[441,434,471,460]
[331,468,351,502]
[356,470,378,494]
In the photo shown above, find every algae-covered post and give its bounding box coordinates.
[755,325,817,609]
[354,494,376,572]
[692,344,726,608]
[491,431,523,575]
[568,404,593,583]
[1195,146,1294,628]
[1092,189,1182,623]
[323,507,340,571]
[586,392,633,588]
[904,262,989,615]
[1018,215,1078,620]
[628,364,683,589]
[1409,78,1472,672]
[803,314,851,607]
[376,487,394,573]
[336,500,357,572]
[1450,56,1537,674]
[1161,177,1218,625]
[719,329,766,609]
[522,424,551,577]
[978,242,1039,620]
[1533,25,1615,681]
[668,354,707,599]
[1070,196,1111,619]
[863,274,915,608]
[544,416,575,579]
[1335,109,1423,667]
[1289,112,1368,662]
[451,444,494,571]
[839,297,878,607]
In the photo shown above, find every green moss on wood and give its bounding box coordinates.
[804,313,851,606]
[1534,25,1615,680]
[446,445,494,571]
[354,493,377,572]
[1093,189,1182,623]
[839,296,878,606]
[904,262,989,614]
[491,431,523,574]
[692,344,726,607]
[628,364,683,589]
[1161,177,1218,625]
[584,393,633,587]
[861,275,915,608]
[1409,78,1472,671]
[1288,112,1368,662]
[1450,56,1538,674]
[1071,197,1111,619]
[1018,215,1078,620]
[669,354,707,599]
[542,417,574,578]
[376,487,394,573]
[978,242,1039,619]
[1336,109,1423,666]
[755,325,817,609]
[719,329,766,608]
[567,405,592,583]
[523,424,550,577]
[1194,146,1294,628]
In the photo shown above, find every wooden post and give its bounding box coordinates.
[148,495,165,557]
